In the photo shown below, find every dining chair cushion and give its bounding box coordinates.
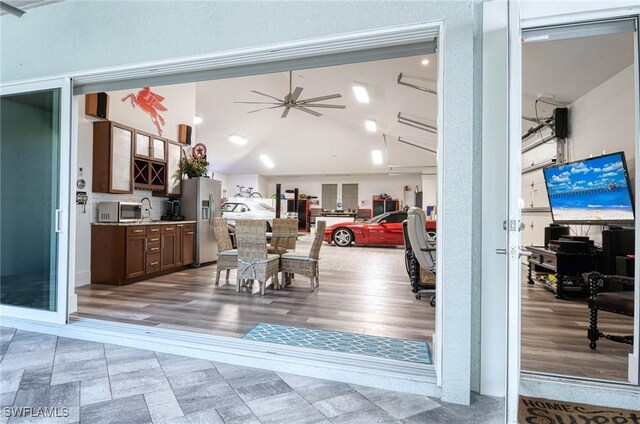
[219,249,238,256]
[281,252,310,260]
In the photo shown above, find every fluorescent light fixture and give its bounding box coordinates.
[193,116,203,125]
[228,135,248,145]
[371,149,383,165]
[352,85,370,103]
[421,58,430,66]
[364,120,377,132]
[260,154,275,168]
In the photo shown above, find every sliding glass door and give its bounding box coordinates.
[0,78,71,324]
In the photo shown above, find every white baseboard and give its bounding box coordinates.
[629,354,638,385]
[75,271,90,286]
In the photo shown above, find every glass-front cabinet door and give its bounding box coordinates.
[0,78,71,324]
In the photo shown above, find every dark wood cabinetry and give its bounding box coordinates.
[182,224,195,265]
[372,198,399,216]
[161,225,177,270]
[91,222,196,286]
[92,121,134,194]
[287,199,310,232]
[125,234,146,279]
[94,120,182,194]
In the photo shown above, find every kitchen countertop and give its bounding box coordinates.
[91,220,196,226]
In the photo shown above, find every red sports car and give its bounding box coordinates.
[324,211,436,247]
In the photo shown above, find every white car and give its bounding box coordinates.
[221,201,276,231]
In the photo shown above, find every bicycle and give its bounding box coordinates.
[234,185,262,198]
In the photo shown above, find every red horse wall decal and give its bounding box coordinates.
[122,87,167,136]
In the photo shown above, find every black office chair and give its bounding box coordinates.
[404,207,436,306]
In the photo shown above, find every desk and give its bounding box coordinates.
[526,246,596,299]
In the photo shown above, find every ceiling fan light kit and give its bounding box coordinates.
[235,71,346,118]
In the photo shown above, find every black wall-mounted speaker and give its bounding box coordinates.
[85,92,109,119]
[553,107,568,139]
[178,124,192,145]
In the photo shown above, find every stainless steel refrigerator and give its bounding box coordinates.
[181,177,222,266]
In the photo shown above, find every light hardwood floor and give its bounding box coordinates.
[75,235,435,343]
[75,235,634,381]
[521,270,633,382]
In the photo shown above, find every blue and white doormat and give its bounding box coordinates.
[243,323,432,364]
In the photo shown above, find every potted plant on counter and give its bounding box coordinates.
[181,156,209,178]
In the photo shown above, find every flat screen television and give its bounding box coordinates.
[542,151,635,224]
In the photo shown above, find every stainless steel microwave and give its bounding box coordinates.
[97,201,142,223]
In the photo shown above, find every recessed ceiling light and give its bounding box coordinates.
[193,116,203,125]
[364,120,377,132]
[260,154,275,168]
[421,58,430,66]
[371,150,383,165]
[228,135,248,145]
[352,85,370,103]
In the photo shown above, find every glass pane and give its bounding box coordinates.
[1,89,60,311]
[153,138,165,160]
[135,132,150,157]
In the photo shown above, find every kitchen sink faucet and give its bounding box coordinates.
[141,197,152,220]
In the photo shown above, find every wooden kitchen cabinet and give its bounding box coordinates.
[182,224,195,266]
[160,225,177,270]
[91,222,195,286]
[126,235,146,279]
[92,121,134,193]
[163,141,184,197]
[135,130,166,161]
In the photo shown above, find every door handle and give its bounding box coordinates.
[519,248,532,258]
[495,248,507,255]
[55,209,63,233]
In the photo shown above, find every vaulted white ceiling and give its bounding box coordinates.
[195,55,438,176]
[522,32,634,119]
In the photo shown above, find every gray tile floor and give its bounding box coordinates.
[0,328,504,423]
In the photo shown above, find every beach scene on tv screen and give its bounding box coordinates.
[544,154,634,222]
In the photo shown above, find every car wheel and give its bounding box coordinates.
[333,228,353,247]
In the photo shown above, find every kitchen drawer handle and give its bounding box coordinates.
[150,247,159,251]
[150,228,159,232]
[150,237,159,242]
[186,231,194,235]
[133,229,143,233]
[149,261,159,266]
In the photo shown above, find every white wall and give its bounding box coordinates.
[521,65,636,248]
[74,84,196,286]
[266,174,423,210]
[421,174,437,208]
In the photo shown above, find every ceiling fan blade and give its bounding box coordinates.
[299,103,346,109]
[298,93,342,103]
[281,107,291,118]
[291,87,303,102]
[248,105,284,113]
[294,106,322,117]
[250,90,283,102]
[235,101,283,105]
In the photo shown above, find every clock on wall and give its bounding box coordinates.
[192,143,207,159]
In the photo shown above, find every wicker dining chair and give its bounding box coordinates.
[268,218,299,255]
[235,219,280,295]
[210,217,237,285]
[280,221,326,291]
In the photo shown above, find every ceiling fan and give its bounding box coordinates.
[235,71,346,118]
